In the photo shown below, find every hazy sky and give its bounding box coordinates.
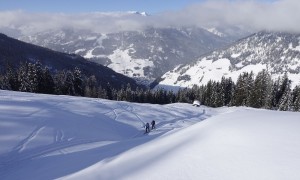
[0,0,299,34]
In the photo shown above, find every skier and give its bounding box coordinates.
[151,120,156,130]
[145,122,150,133]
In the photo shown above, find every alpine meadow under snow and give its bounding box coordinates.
[0,90,300,180]
[1,0,300,179]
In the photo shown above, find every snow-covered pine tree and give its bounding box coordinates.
[0,74,11,90]
[125,83,132,102]
[5,64,19,91]
[232,72,253,106]
[167,90,176,103]
[231,74,243,106]
[291,86,300,112]
[278,76,292,111]
[144,89,153,103]
[64,70,75,95]
[212,82,225,107]
[97,86,108,99]
[275,73,289,108]
[221,76,234,106]
[73,67,83,96]
[85,75,98,98]
[54,70,66,95]
[203,80,214,106]
[270,78,280,109]
[245,71,254,106]
[27,63,38,92]
[249,69,272,108]
[18,62,30,92]
[34,61,44,93]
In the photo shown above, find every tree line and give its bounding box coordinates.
[181,70,300,112]
[0,61,299,112]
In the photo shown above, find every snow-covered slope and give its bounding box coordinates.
[158,31,300,88]
[0,90,300,180]
[0,90,210,179]
[16,27,232,84]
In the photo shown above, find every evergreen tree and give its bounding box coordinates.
[278,77,292,111]
[275,73,289,109]
[18,62,30,92]
[73,67,83,96]
[0,75,11,90]
[41,67,55,94]
[232,72,253,106]
[216,82,225,107]
[292,86,300,111]
[167,90,176,103]
[203,80,214,106]
[144,89,153,103]
[84,75,98,98]
[134,87,144,103]
[34,61,45,93]
[154,88,165,104]
[5,64,19,91]
[27,63,38,92]
[270,79,280,109]
[111,88,118,100]
[116,85,126,101]
[221,77,234,106]
[125,83,132,102]
[98,86,108,99]
[64,70,75,95]
[106,83,113,100]
[249,70,272,108]
[54,70,66,95]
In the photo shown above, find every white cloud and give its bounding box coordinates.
[159,0,300,32]
[0,0,300,35]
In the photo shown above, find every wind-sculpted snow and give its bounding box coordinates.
[0,90,300,180]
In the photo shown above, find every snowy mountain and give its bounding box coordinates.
[157,31,300,89]
[16,27,234,84]
[0,90,300,180]
[0,33,140,89]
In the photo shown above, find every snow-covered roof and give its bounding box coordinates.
[193,100,201,105]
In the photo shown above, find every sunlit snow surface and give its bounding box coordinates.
[0,90,299,180]
[158,32,300,89]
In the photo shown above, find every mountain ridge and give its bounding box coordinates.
[157,31,300,89]
[15,27,237,85]
[0,33,141,89]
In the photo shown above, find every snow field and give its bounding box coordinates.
[0,90,208,179]
[0,90,299,180]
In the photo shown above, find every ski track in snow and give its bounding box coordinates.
[118,103,145,124]
[1,91,300,180]
[0,90,210,180]
[13,125,46,153]
[0,138,119,179]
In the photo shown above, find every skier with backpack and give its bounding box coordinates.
[151,120,156,130]
[145,122,150,133]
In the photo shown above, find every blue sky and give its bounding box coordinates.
[0,0,276,13]
[0,0,208,13]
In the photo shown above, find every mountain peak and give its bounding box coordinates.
[127,11,150,16]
